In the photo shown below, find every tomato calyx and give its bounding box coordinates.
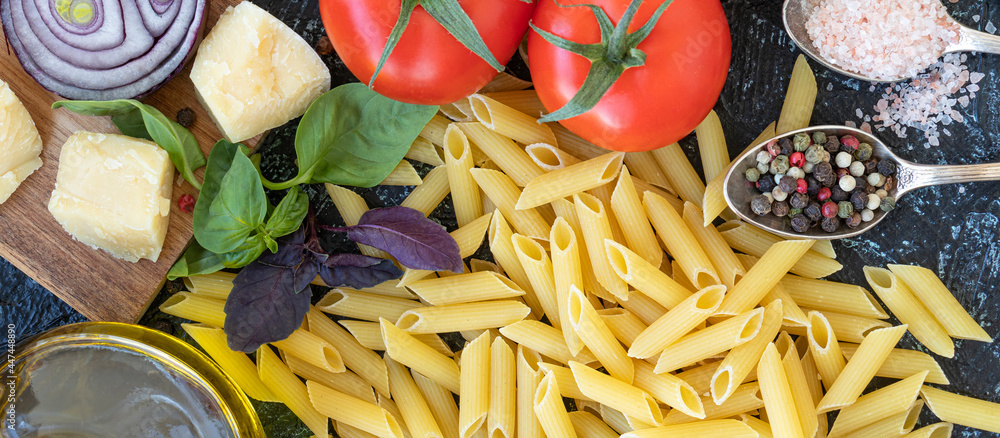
[530,0,674,123]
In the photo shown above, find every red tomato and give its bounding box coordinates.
[319,0,535,105]
[528,0,731,152]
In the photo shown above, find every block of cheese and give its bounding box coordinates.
[0,78,43,204]
[190,1,331,143]
[48,132,174,263]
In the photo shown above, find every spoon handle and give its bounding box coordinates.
[899,161,1000,196]
[950,25,1000,54]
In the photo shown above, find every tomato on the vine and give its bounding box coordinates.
[528,0,731,152]
[319,0,535,105]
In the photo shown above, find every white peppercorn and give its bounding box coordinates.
[849,161,865,177]
[866,194,881,210]
[772,187,788,202]
[861,209,875,222]
[787,167,806,180]
[838,175,857,192]
[835,152,853,168]
[867,172,886,187]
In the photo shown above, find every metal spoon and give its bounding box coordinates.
[723,125,1000,240]
[783,0,1000,82]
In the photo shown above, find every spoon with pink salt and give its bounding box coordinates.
[784,0,1000,82]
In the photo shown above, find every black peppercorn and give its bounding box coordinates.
[824,135,840,154]
[790,214,811,233]
[789,192,810,210]
[772,201,790,217]
[864,181,878,194]
[845,212,863,228]
[778,137,794,156]
[757,177,776,193]
[821,216,840,232]
[804,202,823,222]
[806,176,821,196]
[877,160,896,176]
[831,185,850,202]
[814,162,836,187]
[850,191,867,210]
[778,176,797,194]
[751,194,772,215]
[864,159,879,174]
[176,108,195,128]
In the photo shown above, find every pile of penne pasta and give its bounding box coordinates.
[161,56,1000,438]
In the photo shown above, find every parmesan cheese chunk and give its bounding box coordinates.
[190,1,331,143]
[0,79,43,204]
[48,132,174,263]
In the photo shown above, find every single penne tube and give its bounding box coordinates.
[921,386,1000,433]
[624,414,656,431]
[598,308,648,348]
[316,289,422,323]
[568,286,634,383]
[412,370,462,438]
[182,324,278,402]
[611,167,663,268]
[888,264,993,342]
[479,72,533,93]
[183,271,235,300]
[738,414,774,438]
[633,360,704,419]
[379,160,422,186]
[407,271,525,306]
[624,151,674,194]
[682,202,745,289]
[779,344,818,438]
[551,197,606,301]
[568,411,619,438]
[488,338,516,438]
[663,382,764,424]
[517,346,545,438]
[551,218,586,355]
[307,309,391,398]
[675,360,724,396]
[283,353,376,404]
[575,192,629,300]
[761,282,809,327]
[159,292,226,328]
[398,212,493,286]
[358,281,418,299]
[406,136,445,166]
[846,400,924,438]
[470,168,550,240]
[380,318,461,394]
[784,310,892,344]
[458,122,544,187]
[716,240,814,316]
[484,90,544,116]
[840,343,949,385]
[649,142,706,206]
[806,311,846,391]
[903,422,953,438]
[537,362,593,401]
[570,362,664,426]
[399,165,450,217]
[717,221,842,278]
[534,371,579,438]
[629,285,726,359]
[653,307,766,373]
[419,114,450,146]
[817,325,908,413]
[499,320,596,365]
[800,352,829,438]
[696,110,729,183]
[710,300,783,404]
[306,380,404,438]
[272,329,345,373]
[257,347,329,437]
[444,124,484,227]
[644,191,721,290]
[525,142,579,171]
[864,267,954,357]
[385,357,443,438]
[459,333,491,438]
[396,301,530,333]
[338,320,453,357]
[516,152,625,210]
[701,122,776,226]
[605,240,692,310]
[776,54,818,135]
[440,101,475,122]
[335,422,379,438]
[376,395,411,438]
[468,94,556,145]
[780,275,888,319]
[489,212,542,317]
[755,344,802,438]
[512,233,561,328]
[600,405,633,434]
[586,181,629,264]
[828,370,928,438]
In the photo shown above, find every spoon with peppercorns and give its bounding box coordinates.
[723,125,1000,239]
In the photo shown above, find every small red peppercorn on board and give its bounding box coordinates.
[0,0,259,324]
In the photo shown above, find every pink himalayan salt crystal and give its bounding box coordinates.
[806,0,960,80]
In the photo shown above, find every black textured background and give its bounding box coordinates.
[2,0,999,436]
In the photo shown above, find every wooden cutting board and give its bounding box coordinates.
[0,0,260,323]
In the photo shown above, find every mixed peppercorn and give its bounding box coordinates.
[744,131,896,234]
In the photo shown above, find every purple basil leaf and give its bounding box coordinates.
[294,256,319,292]
[224,260,311,353]
[333,206,463,272]
[318,253,403,289]
[257,228,306,268]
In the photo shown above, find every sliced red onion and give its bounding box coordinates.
[1,0,206,100]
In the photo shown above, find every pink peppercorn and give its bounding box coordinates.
[836,168,850,180]
[789,152,805,168]
[766,140,781,157]
[796,179,808,194]
[178,194,196,213]
[817,187,832,201]
[822,201,839,218]
[841,135,859,150]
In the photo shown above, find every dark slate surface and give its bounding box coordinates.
[2,0,999,436]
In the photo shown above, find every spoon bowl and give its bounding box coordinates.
[783,0,1000,83]
[723,125,1000,240]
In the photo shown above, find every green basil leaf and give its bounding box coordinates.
[265,185,309,239]
[195,141,244,250]
[111,108,153,141]
[167,242,225,280]
[51,99,138,116]
[220,234,269,269]
[292,83,438,188]
[198,151,268,254]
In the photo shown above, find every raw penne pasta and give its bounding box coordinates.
[537,363,592,401]
[375,395,411,438]
[440,101,475,122]
[499,320,596,365]
[458,122,545,187]
[517,346,545,438]
[357,281,419,299]
[159,292,226,328]
[568,411,619,438]
[888,264,993,342]
[306,310,391,398]
[575,192,629,300]
[650,142,706,206]
[682,202,745,288]
[489,212,542,317]
[921,386,1000,433]
[512,233,561,327]
[339,320,454,357]
[653,307,766,373]
[716,240,814,316]
[605,240,692,310]
[828,371,927,438]
[806,311,846,391]
[307,380,404,438]
[272,329,345,373]
[400,165,450,217]
[468,258,502,274]
[484,90,544,116]
[811,240,837,259]
[717,221,842,278]
[420,115,451,146]
[258,347,330,437]
[568,286,633,383]
[459,333,490,438]
[407,271,525,306]
[488,338,515,438]
[399,212,493,286]
[516,152,624,210]
[551,197,606,301]
[379,160,422,186]
[776,54,818,135]
[381,319,461,394]
[283,353,376,404]
[817,325,907,413]
[710,300,783,404]
[780,275,888,319]
[396,301,530,333]
[629,285,726,360]
[622,420,759,438]
[551,218,586,355]
[848,399,923,438]
[633,361,704,419]
[534,372,579,438]
[317,289,422,323]
[904,422,953,438]
[470,168,550,240]
[335,422,378,438]
[784,310,892,344]
[184,271,236,300]
[760,282,809,327]
[413,370,462,438]
[611,167,663,268]
[840,343,949,385]
[525,142,576,171]
[407,136,445,166]
[324,183,388,258]
[623,151,674,193]
[738,414,774,438]
[548,122,608,161]
[696,110,729,183]
[756,343,802,438]
[864,267,954,357]
[663,382,764,424]
[469,94,556,145]
[600,405,633,434]
[644,192,721,289]
[570,362,663,425]
[444,124,484,227]
[780,344,818,438]
[799,352,828,438]
[385,357,443,438]
[598,308,648,348]
[479,72,533,93]
[675,360,724,396]
[702,122,776,226]
[182,324,279,402]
